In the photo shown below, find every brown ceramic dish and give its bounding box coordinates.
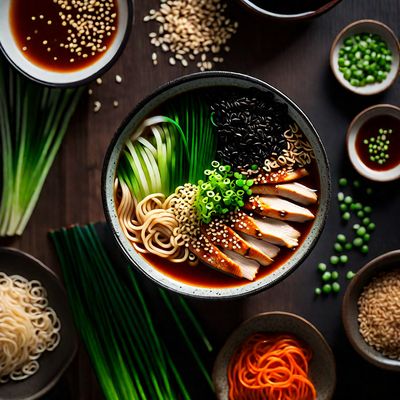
[237,0,342,21]
[0,247,78,400]
[342,250,400,372]
[330,20,400,95]
[212,312,336,400]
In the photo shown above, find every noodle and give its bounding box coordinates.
[264,123,315,172]
[0,272,61,383]
[227,333,317,400]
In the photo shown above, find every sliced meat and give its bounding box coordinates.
[239,233,280,259]
[202,221,274,266]
[254,168,309,185]
[245,195,315,222]
[251,183,318,206]
[189,235,260,280]
[221,250,260,281]
[225,211,300,248]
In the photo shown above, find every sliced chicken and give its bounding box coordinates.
[202,221,274,266]
[189,235,260,281]
[254,168,309,185]
[245,195,315,223]
[251,183,318,206]
[239,233,280,259]
[225,211,300,248]
[222,250,260,280]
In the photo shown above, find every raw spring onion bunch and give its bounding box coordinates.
[195,161,254,223]
[0,59,83,236]
[118,96,216,202]
[50,224,213,400]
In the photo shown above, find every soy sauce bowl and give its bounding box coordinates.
[330,20,400,95]
[238,0,343,21]
[346,104,400,182]
[0,0,133,87]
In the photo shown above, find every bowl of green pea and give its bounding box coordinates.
[330,20,400,95]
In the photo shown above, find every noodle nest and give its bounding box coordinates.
[0,272,61,383]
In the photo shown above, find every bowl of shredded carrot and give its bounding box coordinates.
[213,312,336,400]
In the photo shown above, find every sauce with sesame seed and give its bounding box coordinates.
[10,0,118,73]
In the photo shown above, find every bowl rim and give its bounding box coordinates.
[101,70,331,300]
[346,103,400,182]
[0,246,78,400]
[0,0,134,88]
[237,0,343,21]
[342,249,400,371]
[212,311,337,400]
[329,19,400,96]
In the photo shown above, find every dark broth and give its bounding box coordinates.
[252,0,329,14]
[355,115,400,171]
[10,0,118,72]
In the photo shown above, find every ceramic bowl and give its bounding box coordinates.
[342,250,400,372]
[0,0,133,87]
[213,312,336,400]
[346,104,400,182]
[330,20,400,95]
[0,247,78,400]
[102,71,330,299]
[238,0,342,21]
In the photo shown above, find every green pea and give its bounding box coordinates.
[340,255,349,264]
[364,206,372,213]
[357,210,365,218]
[354,203,363,210]
[251,164,258,170]
[331,271,339,280]
[322,271,332,282]
[337,234,347,243]
[344,196,353,204]
[322,284,332,294]
[366,188,373,195]
[353,180,361,188]
[357,227,367,236]
[330,256,339,265]
[362,217,371,226]
[353,224,360,230]
[339,178,348,187]
[350,78,360,87]
[315,288,322,295]
[337,192,344,201]
[342,212,351,221]
[350,203,357,211]
[334,243,343,252]
[353,237,363,247]
[317,263,327,272]
[361,245,369,254]
[340,203,348,212]
[363,233,371,242]
[332,282,341,293]
[367,222,376,231]
[346,271,355,280]
[345,243,353,250]
[344,69,352,80]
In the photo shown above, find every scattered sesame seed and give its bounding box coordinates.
[88,89,93,95]
[115,74,122,84]
[113,100,119,108]
[93,101,101,113]
[22,46,27,51]
[96,78,103,85]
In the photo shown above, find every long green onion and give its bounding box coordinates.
[50,223,213,399]
[0,59,83,236]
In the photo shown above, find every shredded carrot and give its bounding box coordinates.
[227,333,317,400]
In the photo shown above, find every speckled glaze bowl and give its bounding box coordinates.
[102,71,330,299]
[342,250,400,371]
[212,312,336,400]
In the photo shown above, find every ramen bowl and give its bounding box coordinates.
[0,0,133,87]
[102,71,330,299]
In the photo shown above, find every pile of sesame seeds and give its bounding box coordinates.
[143,0,238,70]
[53,0,117,62]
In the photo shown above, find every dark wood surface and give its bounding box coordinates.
[2,0,400,399]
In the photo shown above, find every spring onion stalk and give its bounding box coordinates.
[49,224,213,399]
[0,59,83,236]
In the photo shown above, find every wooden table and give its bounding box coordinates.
[2,0,400,399]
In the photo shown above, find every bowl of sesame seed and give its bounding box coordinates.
[0,0,133,87]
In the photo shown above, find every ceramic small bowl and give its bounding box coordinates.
[0,0,133,87]
[213,312,336,400]
[330,20,400,95]
[346,104,400,182]
[238,0,342,21]
[0,247,78,400]
[102,71,331,300]
[342,250,400,372]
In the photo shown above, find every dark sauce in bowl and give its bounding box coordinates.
[355,115,400,171]
[10,0,118,72]
[251,0,331,14]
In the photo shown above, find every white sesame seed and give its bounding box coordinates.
[115,74,122,84]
